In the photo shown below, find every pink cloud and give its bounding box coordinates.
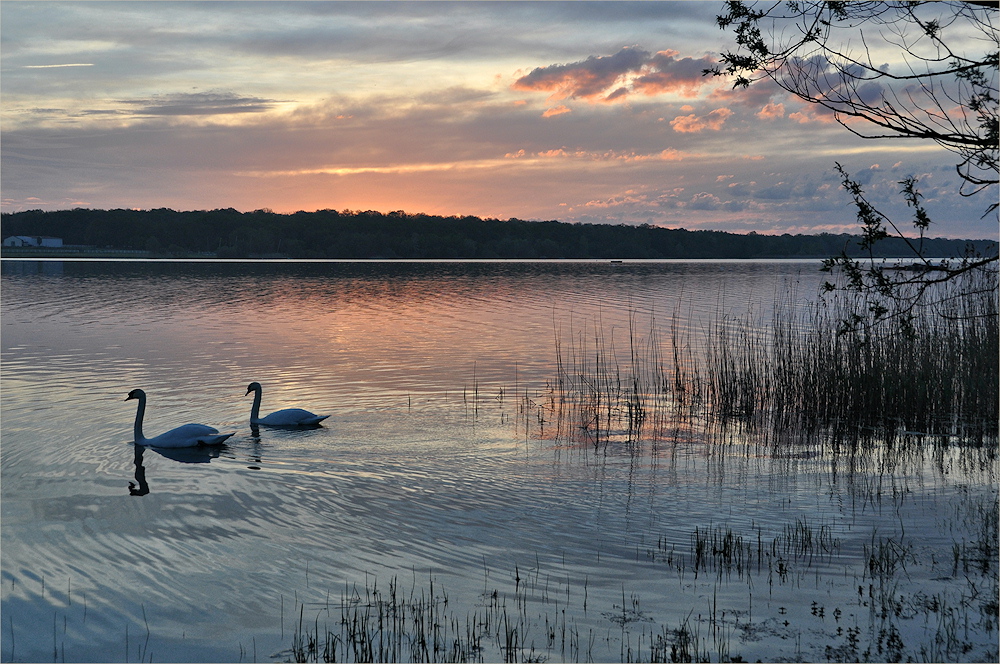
[646,149,687,162]
[512,46,718,104]
[787,104,838,124]
[756,102,785,120]
[512,46,650,102]
[669,108,732,133]
[542,105,572,118]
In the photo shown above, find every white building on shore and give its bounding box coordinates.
[2,236,63,248]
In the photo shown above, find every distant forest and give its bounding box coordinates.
[2,207,996,260]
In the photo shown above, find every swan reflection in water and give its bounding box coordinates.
[129,443,226,496]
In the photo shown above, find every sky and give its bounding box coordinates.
[1,1,996,238]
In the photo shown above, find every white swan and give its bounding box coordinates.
[126,389,235,448]
[245,381,329,426]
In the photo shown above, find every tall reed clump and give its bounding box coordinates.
[710,268,999,440]
[549,267,997,446]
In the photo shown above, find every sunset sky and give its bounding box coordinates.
[2,1,995,238]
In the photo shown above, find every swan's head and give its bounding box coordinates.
[245,382,262,396]
[126,389,145,401]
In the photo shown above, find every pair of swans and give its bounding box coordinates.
[126,382,329,448]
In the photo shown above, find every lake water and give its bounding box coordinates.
[2,259,996,663]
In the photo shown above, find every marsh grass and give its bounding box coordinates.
[282,570,586,663]
[748,269,999,439]
[643,614,710,663]
[645,516,841,588]
[488,270,1000,662]
[276,521,996,662]
[551,306,700,448]
[280,570,737,664]
[545,268,998,448]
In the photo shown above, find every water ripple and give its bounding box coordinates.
[12,261,985,663]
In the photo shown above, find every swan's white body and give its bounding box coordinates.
[126,389,234,448]
[246,382,329,426]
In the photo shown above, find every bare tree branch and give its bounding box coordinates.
[706,1,998,196]
[708,1,998,333]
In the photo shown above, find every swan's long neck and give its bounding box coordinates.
[133,394,146,441]
[250,387,262,421]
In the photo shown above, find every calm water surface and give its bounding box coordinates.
[2,260,995,662]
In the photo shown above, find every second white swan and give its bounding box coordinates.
[126,389,235,448]
[245,381,330,426]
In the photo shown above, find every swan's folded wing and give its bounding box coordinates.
[260,408,328,426]
[144,423,232,448]
[175,423,220,436]
[196,432,235,446]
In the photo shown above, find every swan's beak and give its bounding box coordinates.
[245,388,252,396]
[125,394,135,401]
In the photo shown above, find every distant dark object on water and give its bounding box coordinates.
[885,263,948,272]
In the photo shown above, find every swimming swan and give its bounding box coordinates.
[126,389,235,448]
[245,381,329,426]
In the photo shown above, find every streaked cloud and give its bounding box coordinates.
[542,105,572,118]
[504,147,695,163]
[24,63,94,68]
[120,92,280,117]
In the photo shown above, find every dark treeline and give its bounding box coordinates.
[2,207,995,260]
